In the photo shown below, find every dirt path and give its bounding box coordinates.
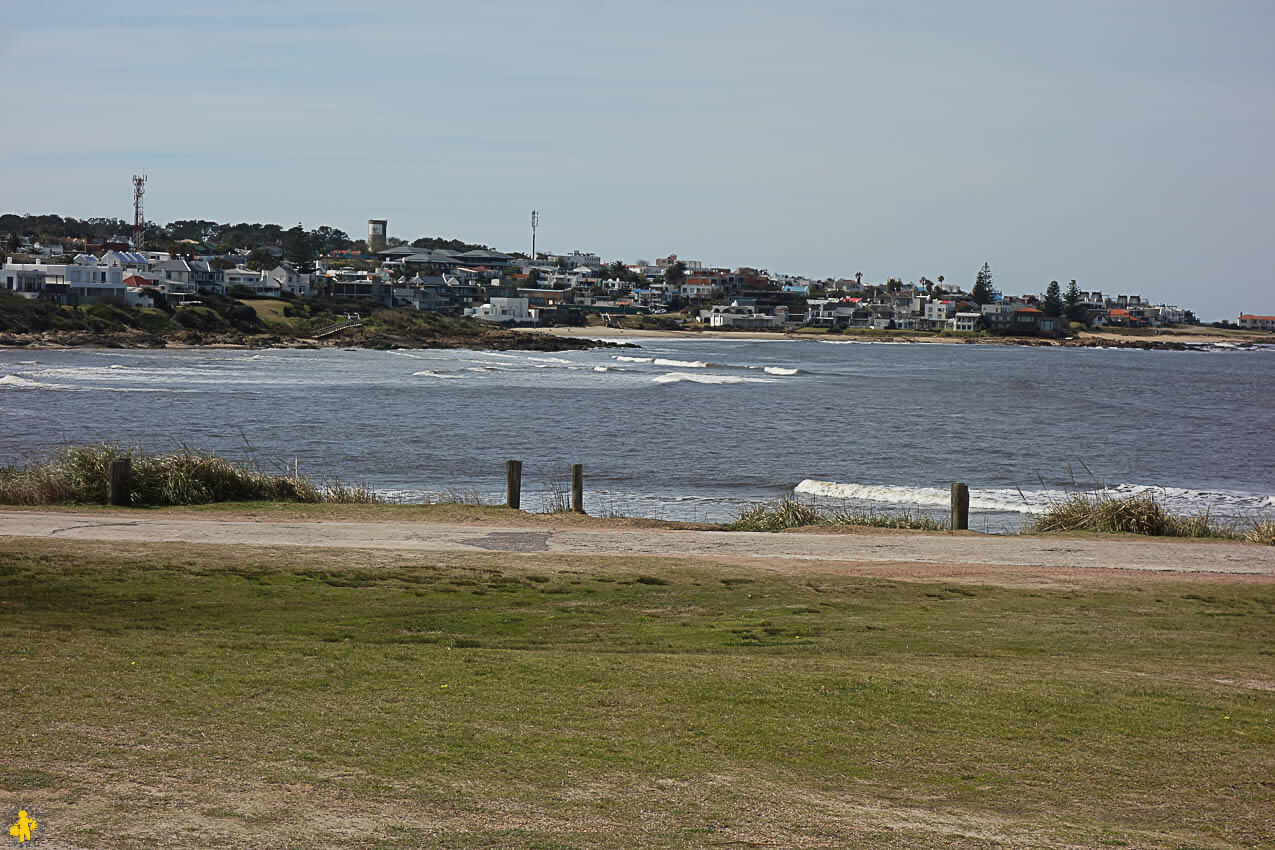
[2,510,1271,576]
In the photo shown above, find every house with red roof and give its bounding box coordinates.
[1237,314,1274,331]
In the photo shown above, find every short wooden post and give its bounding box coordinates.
[109,458,132,507]
[505,459,522,510]
[950,482,969,531]
[571,463,584,514]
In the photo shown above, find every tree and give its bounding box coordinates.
[246,248,277,271]
[970,262,998,305]
[1042,280,1064,317]
[854,271,862,288]
[283,224,313,271]
[1064,279,1086,324]
[663,260,687,287]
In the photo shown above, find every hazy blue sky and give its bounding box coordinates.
[3,0,1272,318]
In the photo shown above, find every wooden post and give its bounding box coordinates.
[505,459,522,510]
[571,463,584,514]
[109,458,132,507]
[950,482,969,531]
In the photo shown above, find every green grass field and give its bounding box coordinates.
[1,538,1271,848]
[238,298,294,327]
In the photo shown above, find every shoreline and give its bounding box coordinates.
[1,325,1270,352]
[534,325,1275,350]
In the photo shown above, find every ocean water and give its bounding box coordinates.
[2,339,1272,530]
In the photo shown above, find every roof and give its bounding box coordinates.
[1108,308,1132,317]
[1015,307,1043,314]
[122,274,149,285]
[1239,314,1275,320]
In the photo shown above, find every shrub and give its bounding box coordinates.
[1026,491,1260,540]
[729,499,946,532]
[0,445,379,506]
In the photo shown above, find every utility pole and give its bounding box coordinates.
[530,209,539,261]
[132,174,147,250]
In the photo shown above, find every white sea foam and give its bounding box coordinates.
[411,370,462,379]
[109,364,130,369]
[763,366,799,376]
[652,372,776,385]
[593,366,610,372]
[653,358,710,368]
[0,375,44,389]
[16,361,37,365]
[794,479,1275,518]
[614,355,653,363]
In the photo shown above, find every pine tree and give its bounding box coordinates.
[970,262,998,305]
[1042,280,1064,317]
[1063,279,1086,324]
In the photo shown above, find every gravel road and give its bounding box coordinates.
[2,511,1272,575]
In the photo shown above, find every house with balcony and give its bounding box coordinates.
[468,296,533,324]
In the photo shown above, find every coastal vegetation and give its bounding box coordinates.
[4,445,1270,544]
[0,292,610,352]
[1,537,1271,847]
[0,444,377,506]
[1029,490,1275,545]
[729,498,949,532]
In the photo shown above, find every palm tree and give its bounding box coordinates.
[854,271,862,287]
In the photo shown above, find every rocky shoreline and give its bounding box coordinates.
[1,326,1263,353]
[0,327,630,352]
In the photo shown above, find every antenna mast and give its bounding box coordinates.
[132,174,147,250]
[530,209,539,261]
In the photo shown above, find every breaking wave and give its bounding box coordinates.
[652,372,776,385]
[762,366,799,376]
[411,370,462,379]
[614,355,653,363]
[794,479,1275,518]
[652,358,711,368]
[0,375,44,389]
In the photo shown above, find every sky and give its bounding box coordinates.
[2,0,1272,319]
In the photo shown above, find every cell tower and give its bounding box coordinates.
[530,209,539,260]
[132,174,147,250]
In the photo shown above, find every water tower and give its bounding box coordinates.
[368,219,387,253]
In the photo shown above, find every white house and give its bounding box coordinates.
[266,265,313,297]
[1238,314,1275,331]
[708,301,783,329]
[2,258,125,302]
[226,268,283,297]
[468,296,533,324]
[946,312,981,332]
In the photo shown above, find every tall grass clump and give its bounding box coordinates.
[1243,518,1275,546]
[1026,491,1256,540]
[0,444,380,506]
[729,499,948,532]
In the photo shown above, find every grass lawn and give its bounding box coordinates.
[239,298,294,326]
[0,538,1271,848]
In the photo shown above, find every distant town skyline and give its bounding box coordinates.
[3,0,1272,320]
